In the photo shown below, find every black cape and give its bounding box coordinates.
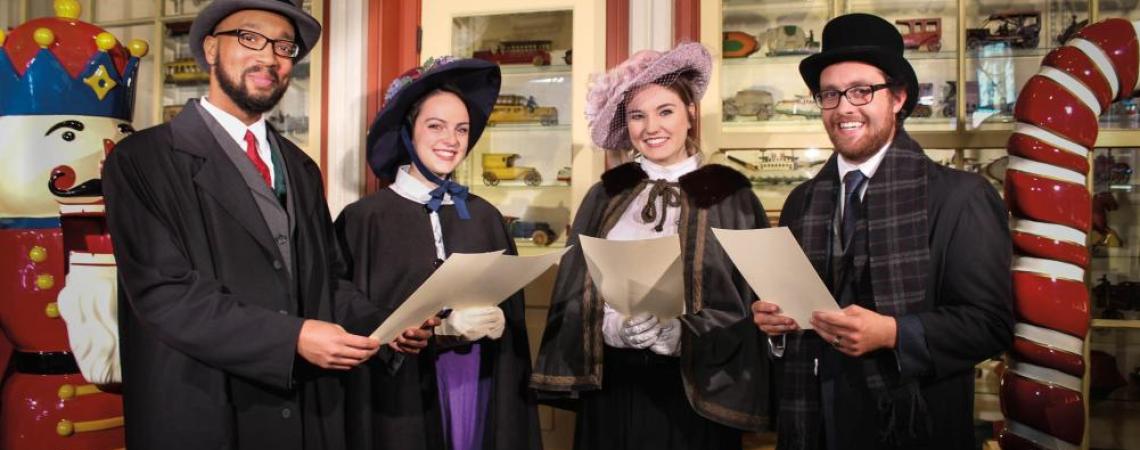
[335,189,541,450]
[104,105,382,450]
[531,163,773,434]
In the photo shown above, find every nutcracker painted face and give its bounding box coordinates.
[0,116,134,218]
[0,0,147,219]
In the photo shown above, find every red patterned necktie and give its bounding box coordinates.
[243,130,272,188]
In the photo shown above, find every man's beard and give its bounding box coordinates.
[216,60,290,115]
[827,113,897,163]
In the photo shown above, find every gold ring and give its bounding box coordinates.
[832,336,841,346]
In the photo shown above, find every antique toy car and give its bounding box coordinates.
[762,25,820,56]
[556,167,572,183]
[488,94,559,126]
[164,57,209,84]
[966,11,1041,49]
[503,217,558,246]
[723,89,774,121]
[722,31,760,58]
[941,81,979,117]
[473,40,553,66]
[910,82,935,118]
[896,18,942,52]
[482,153,542,186]
[268,110,309,135]
[774,95,821,118]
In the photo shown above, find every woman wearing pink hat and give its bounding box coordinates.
[531,42,771,449]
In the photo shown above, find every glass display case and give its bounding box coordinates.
[718,0,830,135]
[446,10,576,249]
[1088,146,1140,448]
[0,0,329,162]
[700,0,1117,151]
[963,1,1090,130]
[422,0,607,252]
[846,0,959,132]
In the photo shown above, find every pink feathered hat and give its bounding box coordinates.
[585,42,712,151]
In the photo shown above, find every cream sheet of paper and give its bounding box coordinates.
[712,227,839,329]
[369,247,569,343]
[579,235,684,320]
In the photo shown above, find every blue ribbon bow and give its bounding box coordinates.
[401,127,471,220]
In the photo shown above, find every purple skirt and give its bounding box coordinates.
[435,342,492,450]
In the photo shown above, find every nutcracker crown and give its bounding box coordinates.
[0,0,149,120]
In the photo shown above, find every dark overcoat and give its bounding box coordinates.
[335,189,542,450]
[776,131,1013,450]
[103,104,381,450]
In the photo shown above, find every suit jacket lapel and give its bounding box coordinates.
[170,102,283,260]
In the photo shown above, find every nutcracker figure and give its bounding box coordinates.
[0,0,146,448]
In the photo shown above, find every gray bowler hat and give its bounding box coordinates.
[189,0,321,71]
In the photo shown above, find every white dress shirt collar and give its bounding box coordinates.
[640,153,701,182]
[199,97,275,184]
[200,97,268,150]
[836,140,891,182]
[389,165,453,205]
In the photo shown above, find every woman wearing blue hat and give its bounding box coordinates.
[336,57,540,450]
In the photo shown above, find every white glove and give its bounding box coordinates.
[650,318,682,356]
[57,253,121,384]
[435,306,505,341]
[602,305,660,349]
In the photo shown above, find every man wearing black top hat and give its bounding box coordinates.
[751,13,1013,450]
[102,1,433,449]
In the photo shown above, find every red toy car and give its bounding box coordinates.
[896,18,942,52]
[473,40,553,66]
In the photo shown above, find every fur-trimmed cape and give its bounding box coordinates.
[532,161,772,431]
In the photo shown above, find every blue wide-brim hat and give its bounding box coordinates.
[366,57,502,180]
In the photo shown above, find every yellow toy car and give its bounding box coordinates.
[164,57,209,85]
[482,153,542,186]
[488,95,559,126]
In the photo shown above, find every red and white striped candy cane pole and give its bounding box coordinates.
[999,18,1139,450]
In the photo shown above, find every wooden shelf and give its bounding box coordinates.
[1092,319,1140,330]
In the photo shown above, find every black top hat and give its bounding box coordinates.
[189,0,321,71]
[799,13,918,117]
[366,57,502,180]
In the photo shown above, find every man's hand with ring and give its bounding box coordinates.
[811,305,897,357]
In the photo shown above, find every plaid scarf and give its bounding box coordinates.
[780,130,931,449]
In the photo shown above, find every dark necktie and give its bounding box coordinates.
[842,170,868,248]
[244,130,272,188]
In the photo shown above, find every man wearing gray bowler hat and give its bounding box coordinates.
[102,1,436,449]
[751,13,1013,450]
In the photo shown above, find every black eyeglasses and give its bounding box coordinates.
[212,29,300,58]
[813,83,895,109]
